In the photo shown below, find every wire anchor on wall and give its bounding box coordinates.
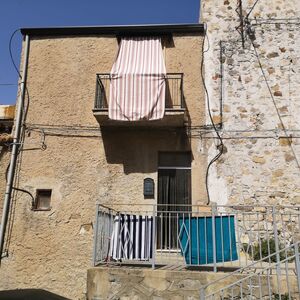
[235,0,245,48]
[236,0,260,48]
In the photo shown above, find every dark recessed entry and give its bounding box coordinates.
[33,189,52,211]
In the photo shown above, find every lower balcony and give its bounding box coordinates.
[91,203,300,299]
[93,204,300,269]
[92,73,186,127]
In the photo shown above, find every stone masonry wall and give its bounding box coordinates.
[201,0,300,206]
[87,267,242,300]
[87,266,300,300]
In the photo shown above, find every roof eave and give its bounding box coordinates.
[20,23,205,37]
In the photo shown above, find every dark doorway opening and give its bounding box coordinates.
[157,152,191,249]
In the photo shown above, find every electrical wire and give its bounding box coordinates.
[8,28,30,127]
[245,0,260,20]
[4,164,34,206]
[8,28,31,143]
[249,35,300,171]
[251,21,300,26]
[9,29,22,79]
[12,188,34,207]
[201,25,224,205]
[2,29,35,256]
[8,28,30,147]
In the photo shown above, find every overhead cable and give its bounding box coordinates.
[201,25,224,205]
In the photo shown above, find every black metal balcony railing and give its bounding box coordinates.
[94,73,184,110]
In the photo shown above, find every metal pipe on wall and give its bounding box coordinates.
[0,34,30,262]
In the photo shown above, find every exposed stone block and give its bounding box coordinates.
[227,176,233,183]
[252,156,266,164]
[279,137,292,146]
[284,153,294,162]
[244,76,252,83]
[271,83,280,91]
[223,104,230,112]
[212,115,221,124]
[293,196,300,203]
[267,52,279,58]
[279,47,286,53]
[278,106,288,113]
[237,106,247,112]
[227,58,234,65]
[270,191,286,198]
[272,169,284,178]
[253,9,261,17]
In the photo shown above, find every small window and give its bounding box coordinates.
[144,178,154,198]
[34,189,52,210]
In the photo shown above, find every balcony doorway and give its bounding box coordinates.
[157,152,191,250]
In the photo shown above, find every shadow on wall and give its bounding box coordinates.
[0,289,70,300]
[100,127,193,174]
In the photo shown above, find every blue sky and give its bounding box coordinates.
[0,0,200,105]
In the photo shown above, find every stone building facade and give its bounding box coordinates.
[201,0,300,207]
[1,1,300,298]
[0,25,206,299]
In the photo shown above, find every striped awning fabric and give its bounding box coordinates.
[109,37,166,121]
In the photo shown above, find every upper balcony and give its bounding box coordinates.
[93,73,186,127]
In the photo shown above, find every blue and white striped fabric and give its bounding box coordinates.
[109,214,153,260]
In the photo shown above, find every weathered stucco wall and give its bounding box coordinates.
[0,106,15,219]
[0,33,205,299]
[0,149,10,215]
[201,0,300,206]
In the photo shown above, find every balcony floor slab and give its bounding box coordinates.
[93,109,186,127]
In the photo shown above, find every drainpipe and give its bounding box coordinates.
[0,34,30,262]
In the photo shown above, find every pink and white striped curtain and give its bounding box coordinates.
[109,37,166,121]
